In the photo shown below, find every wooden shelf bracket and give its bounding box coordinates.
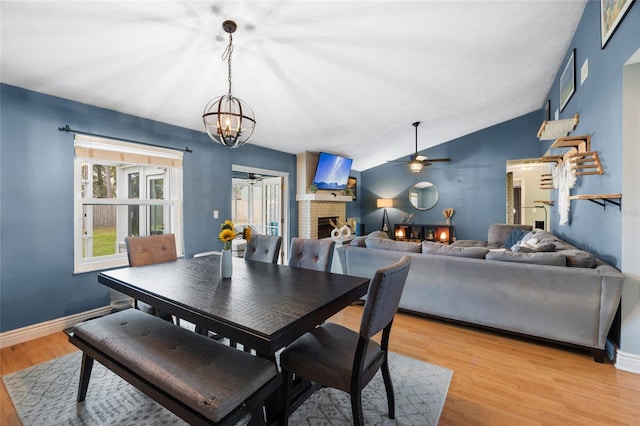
[568,194,622,211]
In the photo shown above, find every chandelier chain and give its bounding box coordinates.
[222,33,234,95]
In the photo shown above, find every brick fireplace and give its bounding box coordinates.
[297,196,348,239]
[296,152,352,239]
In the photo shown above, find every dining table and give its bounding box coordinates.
[98,253,370,359]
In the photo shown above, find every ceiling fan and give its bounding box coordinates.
[247,173,262,185]
[388,122,451,174]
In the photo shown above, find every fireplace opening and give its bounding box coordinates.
[317,216,338,239]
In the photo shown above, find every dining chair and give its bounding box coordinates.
[244,235,282,264]
[279,255,412,426]
[287,237,335,272]
[125,234,177,324]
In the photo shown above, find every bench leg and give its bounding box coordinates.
[77,353,94,402]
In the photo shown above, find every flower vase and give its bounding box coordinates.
[220,249,232,279]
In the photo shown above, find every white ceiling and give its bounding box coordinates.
[1,1,586,171]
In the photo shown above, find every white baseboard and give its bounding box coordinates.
[0,306,112,349]
[616,349,640,374]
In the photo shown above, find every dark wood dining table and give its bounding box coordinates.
[98,253,370,358]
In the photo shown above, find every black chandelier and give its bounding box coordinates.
[202,20,256,148]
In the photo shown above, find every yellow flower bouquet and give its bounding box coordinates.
[218,220,237,250]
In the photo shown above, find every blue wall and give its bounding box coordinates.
[540,0,639,267]
[0,84,297,332]
[361,111,542,242]
[361,0,639,269]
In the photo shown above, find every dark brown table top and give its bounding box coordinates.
[98,254,369,356]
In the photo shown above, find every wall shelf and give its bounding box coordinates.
[568,194,622,210]
[551,134,590,151]
[537,114,579,140]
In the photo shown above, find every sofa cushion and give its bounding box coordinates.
[450,240,488,248]
[485,251,566,266]
[365,237,421,253]
[503,227,530,249]
[559,249,596,268]
[487,224,533,246]
[422,241,489,258]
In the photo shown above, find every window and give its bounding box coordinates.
[73,135,183,273]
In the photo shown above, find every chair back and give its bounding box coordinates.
[125,234,177,267]
[359,255,411,339]
[288,238,335,272]
[244,235,282,264]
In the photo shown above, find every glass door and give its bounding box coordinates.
[232,166,289,263]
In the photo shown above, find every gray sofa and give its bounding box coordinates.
[337,225,624,362]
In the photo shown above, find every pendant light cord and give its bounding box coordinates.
[222,34,234,95]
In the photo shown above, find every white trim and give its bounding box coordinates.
[616,349,640,375]
[0,306,112,349]
[232,165,290,261]
[75,134,183,161]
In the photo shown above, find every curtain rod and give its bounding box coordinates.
[58,125,193,153]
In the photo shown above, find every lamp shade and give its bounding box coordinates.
[376,198,393,208]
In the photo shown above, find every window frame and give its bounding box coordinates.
[73,135,183,274]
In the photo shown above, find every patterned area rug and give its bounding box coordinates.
[3,351,451,425]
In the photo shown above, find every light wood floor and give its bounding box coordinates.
[2,306,639,425]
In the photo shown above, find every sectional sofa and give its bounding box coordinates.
[336,225,624,362]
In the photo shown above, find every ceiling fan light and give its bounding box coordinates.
[409,159,423,174]
[203,94,256,148]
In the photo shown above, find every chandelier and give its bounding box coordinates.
[202,20,256,148]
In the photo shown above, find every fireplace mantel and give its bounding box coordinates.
[296,193,353,202]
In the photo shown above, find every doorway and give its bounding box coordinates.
[506,160,551,231]
[232,165,289,263]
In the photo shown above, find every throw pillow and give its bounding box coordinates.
[421,241,489,258]
[511,242,556,253]
[503,227,529,249]
[367,230,390,239]
[349,236,368,247]
[365,237,421,253]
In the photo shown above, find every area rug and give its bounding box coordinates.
[3,351,451,425]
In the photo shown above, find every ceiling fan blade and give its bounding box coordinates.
[422,158,451,162]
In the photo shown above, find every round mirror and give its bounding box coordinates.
[409,181,439,210]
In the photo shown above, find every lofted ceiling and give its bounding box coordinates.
[1,1,586,171]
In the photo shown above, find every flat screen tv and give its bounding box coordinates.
[312,152,353,190]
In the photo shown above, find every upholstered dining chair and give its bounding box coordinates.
[125,234,177,324]
[279,255,412,426]
[244,235,282,264]
[287,237,335,272]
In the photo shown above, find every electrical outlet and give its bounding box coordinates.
[213,210,219,219]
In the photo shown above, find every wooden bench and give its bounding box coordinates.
[69,308,281,425]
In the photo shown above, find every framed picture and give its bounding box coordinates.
[601,0,635,48]
[543,99,551,122]
[559,49,575,112]
[346,176,357,200]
